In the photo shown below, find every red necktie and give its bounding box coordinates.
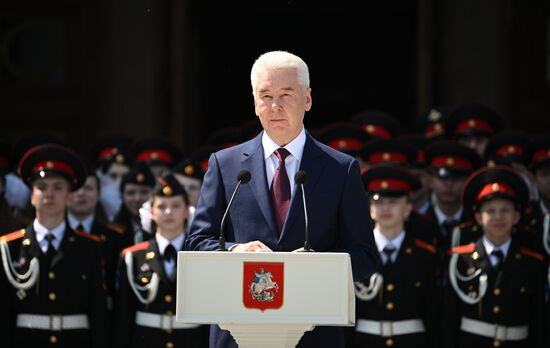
[270,148,291,234]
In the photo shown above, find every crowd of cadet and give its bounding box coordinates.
[0,102,549,347]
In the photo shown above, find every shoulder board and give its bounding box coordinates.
[106,223,126,235]
[519,247,545,262]
[122,241,150,256]
[0,229,26,243]
[414,239,436,253]
[448,243,476,255]
[74,230,102,242]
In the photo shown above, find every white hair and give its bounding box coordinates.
[250,51,310,93]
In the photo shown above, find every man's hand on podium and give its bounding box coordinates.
[230,241,272,252]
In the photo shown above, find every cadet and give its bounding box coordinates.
[351,109,402,139]
[131,136,183,179]
[352,165,438,348]
[0,144,109,347]
[113,173,209,348]
[442,166,546,348]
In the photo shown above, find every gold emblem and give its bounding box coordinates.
[136,173,145,183]
[366,125,375,134]
[184,164,194,176]
[446,157,454,166]
[468,119,476,128]
[507,146,515,154]
[162,186,173,196]
[140,277,149,284]
[487,160,496,167]
[146,251,155,260]
[492,183,500,192]
[338,140,347,148]
[116,154,124,163]
[46,161,54,169]
[382,152,390,161]
[151,152,158,160]
[22,238,31,246]
[381,181,389,189]
[405,247,412,254]
[472,251,479,260]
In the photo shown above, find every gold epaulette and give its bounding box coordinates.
[122,241,150,256]
[0,229,26,243]
[519,247,545,262]
[448,243,475,255]
[107,223,126,235]
[74,230,102,242]
[414,239,436,253]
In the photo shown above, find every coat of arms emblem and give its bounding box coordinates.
[243,262,284,311]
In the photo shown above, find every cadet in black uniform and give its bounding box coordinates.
[442,165,546,348]
[0,144,109,348]
[352,166,438,348]
[131,136,182,179]
[113,173,209,348]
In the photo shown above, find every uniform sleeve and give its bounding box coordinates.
[334,159,379,281]
[112,252,137,348]
[88,241,110,348]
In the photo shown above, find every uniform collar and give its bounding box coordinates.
[373,228,406,253]
[482,235,511,258]
[33,219,66,245]
[262,127,306,162]
[155,232,185,255]
[67,212,95,232]
[434,202,463,225]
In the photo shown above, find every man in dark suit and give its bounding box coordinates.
[185,50,378,348]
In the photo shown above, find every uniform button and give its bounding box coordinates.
[166,342,174,348]
[386,302,394,311]
[48,272,55,280]
[385,338,394,346]
[166,310,173,316]
[492,305,500,314]
[415,281,421,288]
[49,292,56,301]
[493,288,501,296]
[50,335,58,344]
[385,283,394,292]
[493,339,501,347]
[165,295,173,303]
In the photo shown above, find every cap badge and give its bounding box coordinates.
[492,183,500,192]
[338,140,347,148]
[365,125,375,134]
[184,164,194,176]
[162,186,173,196]
[46,161,54,169]
[508,146,515,154]
[468,119,476,128]
[382,152,391,161]
[446,157,454,166]
[381,181,389,189]
[151,152,158,160]
[136,173,145,183]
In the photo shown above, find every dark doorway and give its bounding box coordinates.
[192,1,417,142]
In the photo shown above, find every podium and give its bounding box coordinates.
[176,251,355,348]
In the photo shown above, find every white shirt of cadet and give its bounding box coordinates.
[34,219,65,253]
[373,228,406,264]
[67,213,94,233]
[155,232,185,276]
[262,127,306,197]
[433,202,463,227]
[482,236,511,267]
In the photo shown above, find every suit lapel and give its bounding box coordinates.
[241,134,278,236]
[280,134,326,240]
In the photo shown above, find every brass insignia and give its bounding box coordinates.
[22,238,31,246]
[492,183,500,192]
[141,277,149,284]
[46,161,54,169]
[472,251,479,260]
[487,160,496,167]
[338,140,347,148]
[116,154,124,163]
[508,146,515,153]
[381,181,389,189]
[151,152,158,159]
[163,186,173,196]
[366,125,375,134]
[382,152,390,161]
[446,157,454,166]
[468,119,476,128]
[136,173,145,183]
[16,289,26,300]
[146,251,155,260]
[428,109,441,121]
[405,247,412,254]
[184,165,194,176]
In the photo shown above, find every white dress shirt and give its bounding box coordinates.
[262,127,306,197]
[373,228,406,264]
[434,203,463,226]
[155,232,185,276]
[67,213,95,233]
[34,219,65,253]
[482,236,511,267]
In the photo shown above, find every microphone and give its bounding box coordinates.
[217,170,251,251]
[294,170,312,252]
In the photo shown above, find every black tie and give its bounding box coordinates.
[442,219,458,237]
[164,244,177,263]
[76,223,85,232]
[43,233,56,265]
[382,244,396,266]
[491,249,504,270]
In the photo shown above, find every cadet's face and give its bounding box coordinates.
[534,167,550,201]
[475,198,519,238]
[151,196,188,232]
[174,174,202,207]
[369,196,412,229]
[429,175,467,205]
[31,176,71,215]
[458,136,489,158]
[253,67,312,146]
[106,163,130,183]
[123,183,152,216]
[68,176,99,216]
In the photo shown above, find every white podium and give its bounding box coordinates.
[176,251,355,348]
